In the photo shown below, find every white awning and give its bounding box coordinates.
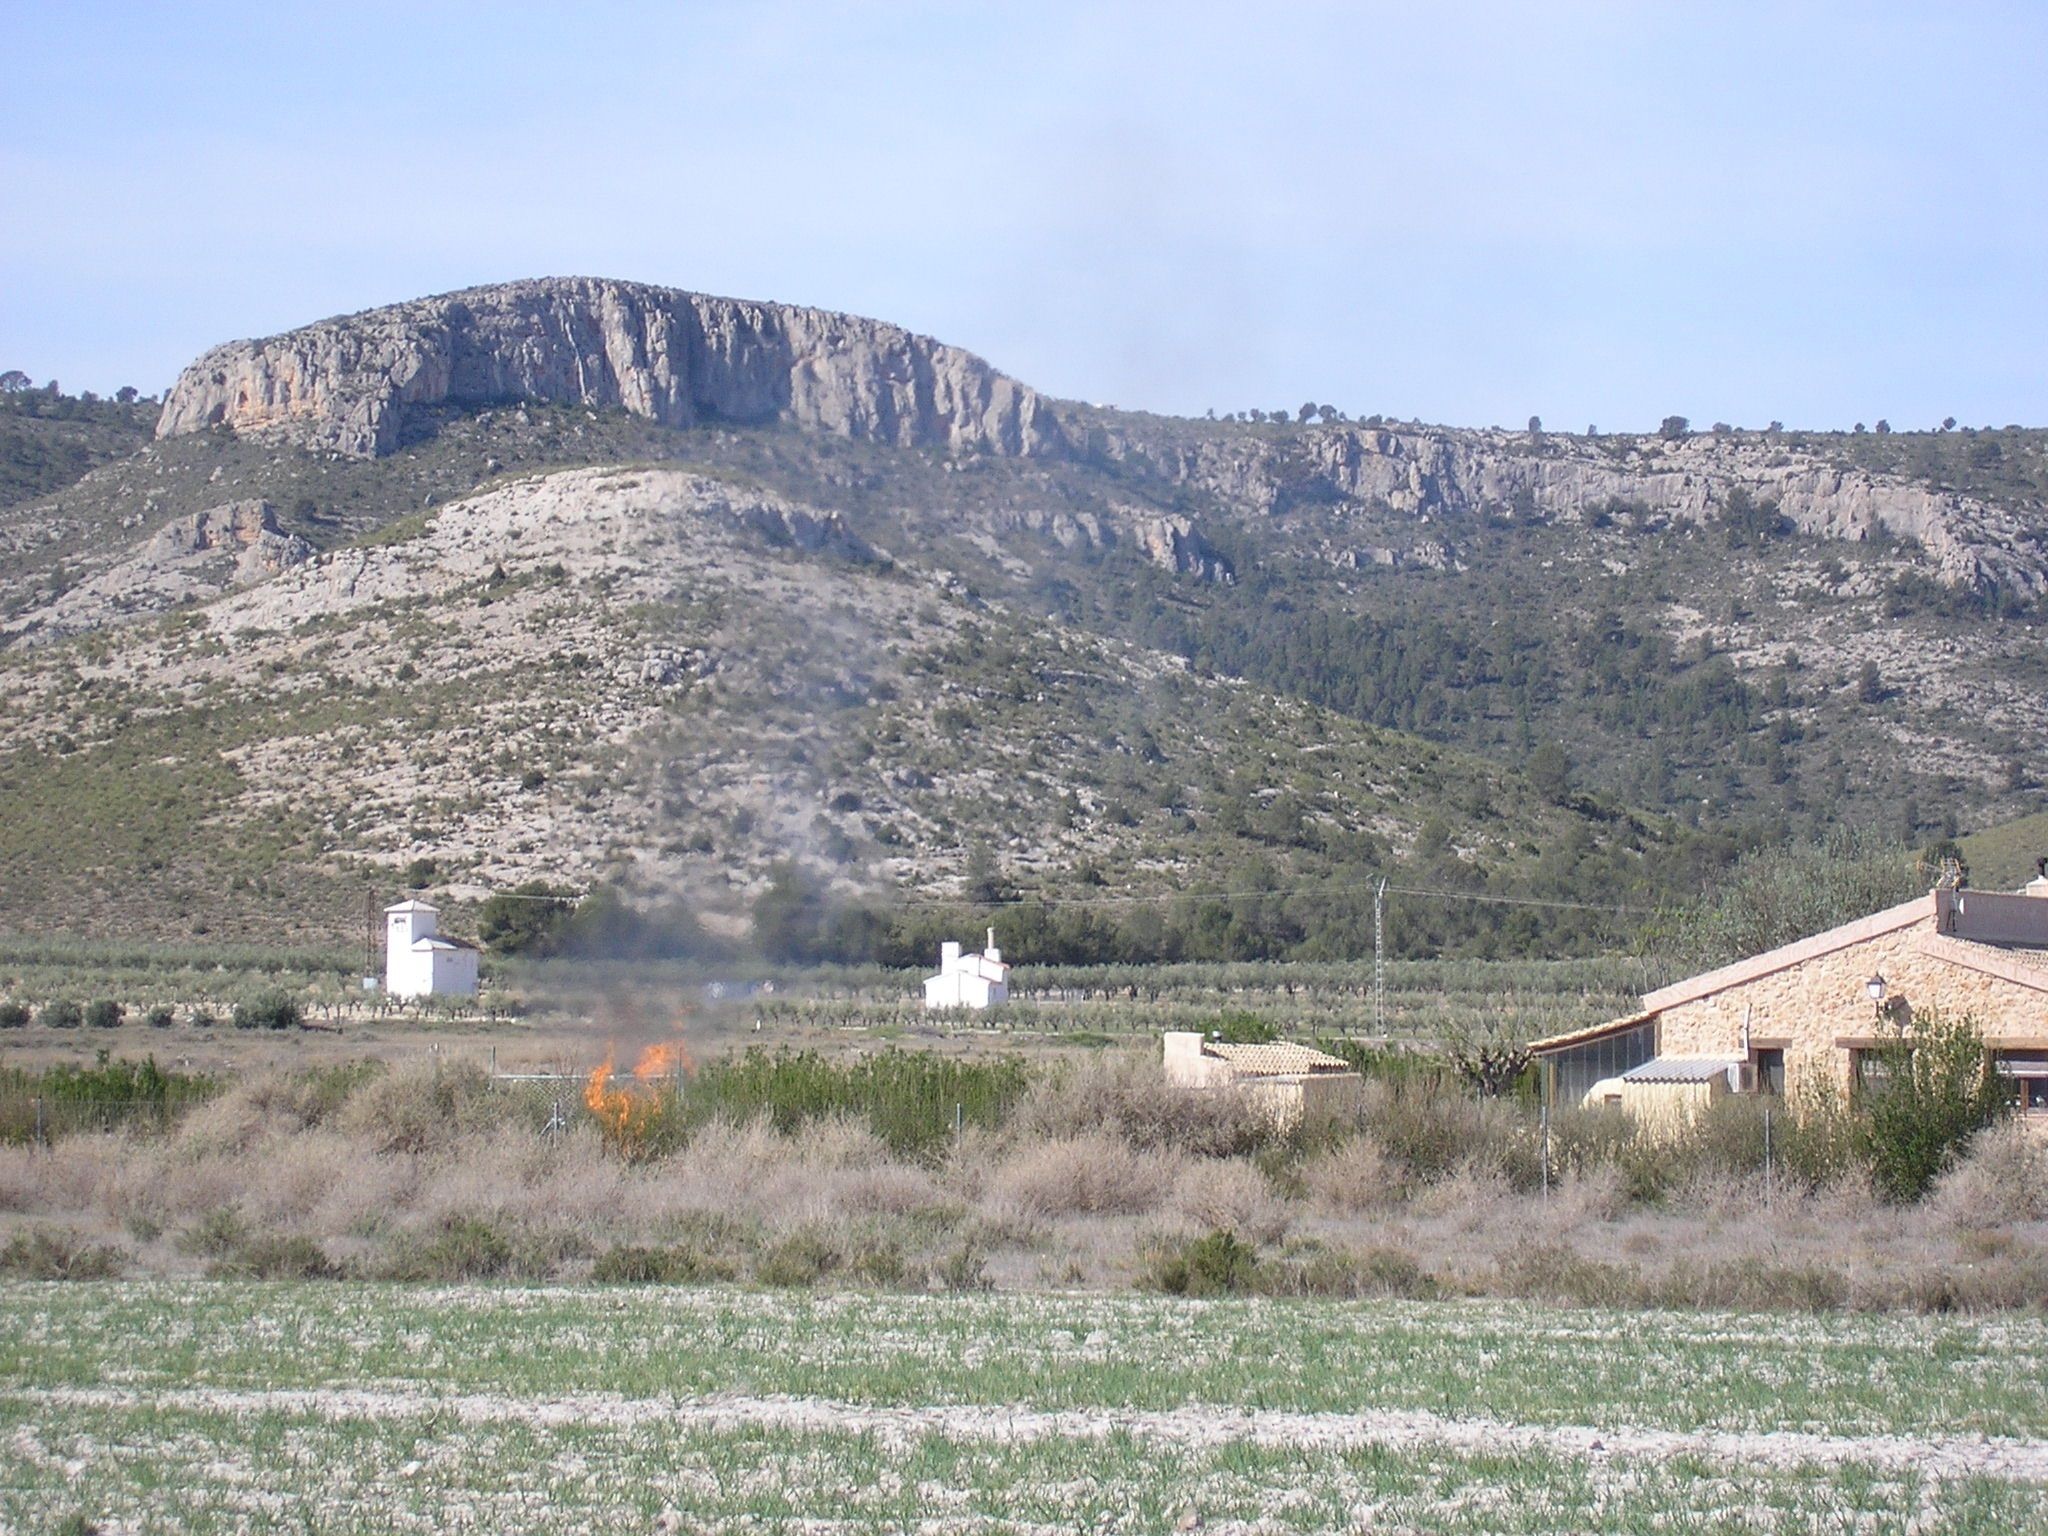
[1621,1057,1740,1085]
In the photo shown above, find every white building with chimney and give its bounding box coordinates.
[385,899,480,1000]
[923,929,1010,1010]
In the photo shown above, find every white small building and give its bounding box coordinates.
[385,899,480,1000]
[923,928,1010,1010]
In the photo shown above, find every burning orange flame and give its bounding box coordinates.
[585,1040,691,1155]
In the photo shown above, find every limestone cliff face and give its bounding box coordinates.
[157,278,1062,460]
[1086,421,2048,596]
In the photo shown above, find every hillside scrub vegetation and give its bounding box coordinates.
[5,376,2047,955]
[0,1049,2037,1310]
[1645,825,1938,971]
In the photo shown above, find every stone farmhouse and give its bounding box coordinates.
[384,899,480,1000]
[923,929,1010,1010]
[1163,1032,1363,1128]
[1530,866,2048,1123]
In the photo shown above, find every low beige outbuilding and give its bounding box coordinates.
[1162,1032,1363,1128]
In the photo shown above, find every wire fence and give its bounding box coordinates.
[0,1062,221,1146]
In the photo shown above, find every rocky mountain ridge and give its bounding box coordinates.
[4,279,2046,948]
[149,275,2046,599]
[1083,416,2048,597]
[157,277,1062,461]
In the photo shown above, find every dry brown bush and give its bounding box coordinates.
[1009,1052,1270,1157]
[826,1160,953,1219]
[235,1129,372,1228]
[167,1083,277,1159]
[410,1126,625,1232]
[1362,1080,1544,1191]
[1930,1123,2048,1228]
[335,1061,510,1154]
[1297,1136,1399,1216]
[986,1131,1177,1217]
[1549,1163,1628,1224]
[7,1050,2048,1308]
[1409,1161,1513,1223]
[1170,1158,1289,1243]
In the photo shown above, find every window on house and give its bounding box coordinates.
[1544,1020,1657,1107]
[1852,1047,1904,1098]
[1993,1052,2048,1115]
[1753,1048,1785,1097]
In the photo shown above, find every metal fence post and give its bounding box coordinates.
[1763,1106,1774,1210]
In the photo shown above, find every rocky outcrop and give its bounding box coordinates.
[1086,421,2048,596]
[3,499,312,645]
[1129,512,1233,582]
[995,504,1234,582]
[157,278,1061,461]
[145,499,313,584]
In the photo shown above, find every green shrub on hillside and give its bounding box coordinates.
[232,991,301,1031]
[1653,826,1926,971]
[85,999,123,1030]
[39,999,81,1029]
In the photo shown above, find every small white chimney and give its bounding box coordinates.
[941,940,962,969]
[984,925,1002,962]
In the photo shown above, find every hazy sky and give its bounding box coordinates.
[5,1,2043,431]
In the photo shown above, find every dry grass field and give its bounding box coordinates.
[4,1283,2046,1533]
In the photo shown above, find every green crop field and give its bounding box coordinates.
[3,1283,2044,1533]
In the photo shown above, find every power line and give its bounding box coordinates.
[402,876,1651,920]
[883,878,1652,918]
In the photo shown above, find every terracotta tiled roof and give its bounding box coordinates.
[1205,1041,1352,1076]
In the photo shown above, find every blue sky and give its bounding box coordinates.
[4,1,2043,431]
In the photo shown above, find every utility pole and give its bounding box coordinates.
[364,889,379,984]
[1373,878,1387,1035]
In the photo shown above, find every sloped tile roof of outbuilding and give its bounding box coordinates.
[1206,1041,1353,1075]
